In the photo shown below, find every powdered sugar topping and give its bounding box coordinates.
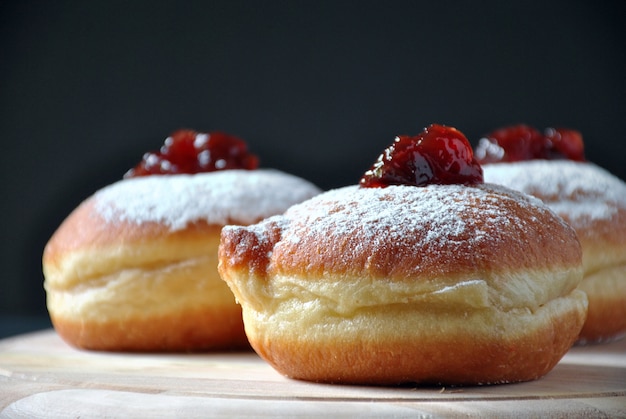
[94,169,321,230]
[221,181,580,280]
[279,183,553,252]
[482,160,626,223]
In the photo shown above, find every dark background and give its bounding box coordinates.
[1,1,624,337]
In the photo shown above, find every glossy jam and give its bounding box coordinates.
[125,129,259,178]
[360,124,484,188]
[475,124,586,164]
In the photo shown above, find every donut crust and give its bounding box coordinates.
[43,170,321,351]
[219,184,587,385]
[44,200,247,351]
[483,161,626,343]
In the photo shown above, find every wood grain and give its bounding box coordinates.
[1,329,625,418]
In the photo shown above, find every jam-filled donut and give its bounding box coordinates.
[43,129,321,351]
[476,125,626,343]
[218,124,587,385]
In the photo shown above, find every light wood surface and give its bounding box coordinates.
[1,329,625,418]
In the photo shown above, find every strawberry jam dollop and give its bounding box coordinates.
[360,123,483,188]
[125,129,259,178]
[475,124,585,164]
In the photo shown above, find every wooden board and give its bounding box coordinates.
[1,329,625,418]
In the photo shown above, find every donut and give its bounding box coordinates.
[42,130,321,351]
[477,125,626,343]
[218,124,587,385]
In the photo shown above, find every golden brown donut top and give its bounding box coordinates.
[43,169,321,276]
[482,161,626,226]
[482,160,626,273]
[219,183,582,281]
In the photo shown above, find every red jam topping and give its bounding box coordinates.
[360,124,483,188]
[475,124,585,164]
[125,129,259,178]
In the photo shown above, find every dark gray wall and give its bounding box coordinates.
[2,0,625,317]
